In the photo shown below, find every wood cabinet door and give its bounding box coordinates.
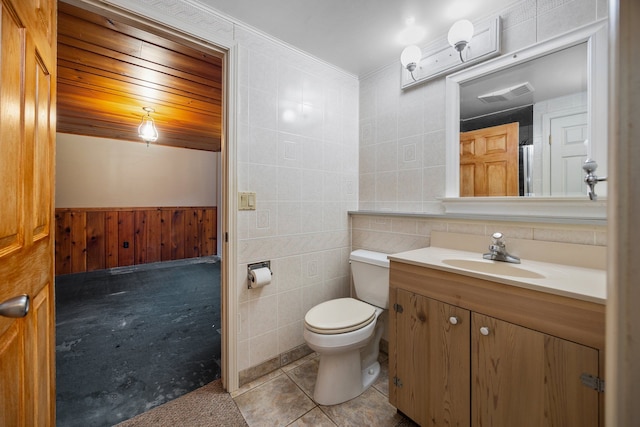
[0,0,57,425]
[393,290,470,426]
[472,313,599,427]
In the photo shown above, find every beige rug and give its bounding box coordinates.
[115,380,248,427]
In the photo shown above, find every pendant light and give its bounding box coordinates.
[138,107,158,146]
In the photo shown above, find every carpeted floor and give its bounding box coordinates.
[55,257,222,427]
[114,379,247,427]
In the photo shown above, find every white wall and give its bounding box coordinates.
[55,133,218,208]
[234,29,359,372]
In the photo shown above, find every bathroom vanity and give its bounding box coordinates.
[387,237,606,427]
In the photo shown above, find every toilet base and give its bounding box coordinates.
[361,360,381,392]
[312,351,381,406]
[312,319,384,405]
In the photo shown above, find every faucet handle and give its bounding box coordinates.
[491,232,504,244]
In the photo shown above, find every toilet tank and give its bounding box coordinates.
[349,249,390,309]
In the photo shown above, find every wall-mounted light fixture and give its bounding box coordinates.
[400,16,501,90]
[447,19,475,63]
[400,45,422,81]
[138,107,158,146]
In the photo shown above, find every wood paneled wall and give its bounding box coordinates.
[55,207,217,275]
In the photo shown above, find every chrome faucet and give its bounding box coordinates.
[582,158,607,201]
[483,232,520,264]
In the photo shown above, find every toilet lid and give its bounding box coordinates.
[305,298,376,334]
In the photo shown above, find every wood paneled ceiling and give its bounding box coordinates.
[57,2,223,151]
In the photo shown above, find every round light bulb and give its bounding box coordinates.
[400,45,421,69]
[447,19,474,48]
[138,115,158,142]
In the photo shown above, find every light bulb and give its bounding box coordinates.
[447,19,474,51]
[138,107,158,144]
[400,45,422,71]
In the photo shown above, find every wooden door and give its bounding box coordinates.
[472,313,599,427]
[460,122,519,197]
[0,0,57,425]
[392,290,470,426]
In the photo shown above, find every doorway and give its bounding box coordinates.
[54,0,231,423]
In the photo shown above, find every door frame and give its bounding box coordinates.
[607,0,640,425]
[60,0,240,391]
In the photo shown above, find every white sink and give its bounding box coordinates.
[388,245,606,304]
[441,259,545,279]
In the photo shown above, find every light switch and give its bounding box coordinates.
[238,192,256,210]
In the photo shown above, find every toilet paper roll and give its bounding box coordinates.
[249,267,271,288]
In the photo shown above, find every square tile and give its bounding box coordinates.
[234,373,315,426]
[318,387,407,427]
[288,407,336,426]
[286,358,320,398]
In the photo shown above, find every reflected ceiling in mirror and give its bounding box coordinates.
[460,43,587,121]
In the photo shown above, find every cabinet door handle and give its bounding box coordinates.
[449,316,459,325]
[479,326,490,336]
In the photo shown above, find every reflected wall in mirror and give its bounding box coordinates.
[445,20,608,203]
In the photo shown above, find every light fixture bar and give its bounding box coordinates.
[400,16,501,90]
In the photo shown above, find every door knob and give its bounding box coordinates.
[480,326,490,336]
[0,295,30,318]
[449,316,459,325]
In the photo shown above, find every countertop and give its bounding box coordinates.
[388,246,606,304]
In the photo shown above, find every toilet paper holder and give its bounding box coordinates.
[247,261,272,288]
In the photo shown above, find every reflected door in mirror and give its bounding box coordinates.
[460,122,519,196]
[547,112,588,195]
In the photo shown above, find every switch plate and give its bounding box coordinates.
[238,192,256,210]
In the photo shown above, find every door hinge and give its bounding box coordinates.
[393,303,403,313]
[580,373,605,392]
[225,232,229,243]
[548,135,552,145]
[393,376,403,388]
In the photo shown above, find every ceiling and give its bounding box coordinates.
[197,0,517,76]
[57,2,223,151]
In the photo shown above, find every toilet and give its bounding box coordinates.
[303,249,389,405]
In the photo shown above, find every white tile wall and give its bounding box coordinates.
[235,27,358,371]
[351,213,606,256]
[537,0,599,40]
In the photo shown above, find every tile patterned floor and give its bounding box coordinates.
[231,353,418,427]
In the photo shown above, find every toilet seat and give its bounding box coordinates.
[304,298,376,334]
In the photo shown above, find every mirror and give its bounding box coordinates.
[461,43,587,197]
[444,20,608,219]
